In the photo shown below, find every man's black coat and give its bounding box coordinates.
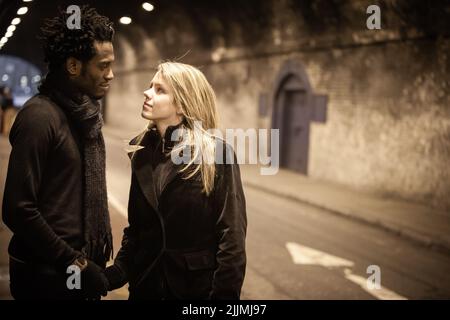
[2,95,84,268]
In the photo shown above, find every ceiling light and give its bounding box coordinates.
[142,2,154,12]
[119,16,132,25]
[7,25,16,33]
[17,7,28,15]
[0,37,8,44]
[5,31,14,38]
[11,18,21,25]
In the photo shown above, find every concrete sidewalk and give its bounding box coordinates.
[240,165,450,255]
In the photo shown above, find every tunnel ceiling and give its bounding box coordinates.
[0,0,277,72]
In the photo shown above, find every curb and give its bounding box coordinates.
[243,180,450,256]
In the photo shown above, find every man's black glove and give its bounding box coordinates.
[73,256,108,299]
[104,264,128,291]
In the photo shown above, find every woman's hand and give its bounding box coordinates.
[104,264,128,291]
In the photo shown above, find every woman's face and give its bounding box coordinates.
[142,71,181,124]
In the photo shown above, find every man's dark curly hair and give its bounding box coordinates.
[40,5,114,72]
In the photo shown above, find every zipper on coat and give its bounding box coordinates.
[161,138,165,153]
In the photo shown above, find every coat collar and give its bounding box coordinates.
[128,124,183,212]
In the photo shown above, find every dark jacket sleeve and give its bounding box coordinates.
[107,173,140,289]
[105,226,135,290]
[2,104,78,269]
[210,147,247,299]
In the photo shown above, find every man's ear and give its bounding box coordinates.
[65,57,82,77]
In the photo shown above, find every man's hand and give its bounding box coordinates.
[75,257,109,299]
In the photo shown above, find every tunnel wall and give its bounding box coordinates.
[106,0,450,211]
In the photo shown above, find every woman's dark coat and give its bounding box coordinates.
[112,126,247,299]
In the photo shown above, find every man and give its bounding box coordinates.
[2,6,115,300]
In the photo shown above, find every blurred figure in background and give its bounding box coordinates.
[1,86,15,136]
[0,86,4,133]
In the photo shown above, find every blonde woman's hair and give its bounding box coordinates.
[136,62,219,195]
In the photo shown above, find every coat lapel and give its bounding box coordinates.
[163,162,180,191]
[129,133,159,213]
[128,129,185,212]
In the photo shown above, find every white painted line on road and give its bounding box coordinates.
[344,269,408,300]
[286,242,354,268]
[286,242,408,300]
[108,194,128,218]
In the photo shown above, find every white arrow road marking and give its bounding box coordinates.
[286,242,354,268]
[108,194,127,218]
[344,269,408,300]
[286,242,408,300]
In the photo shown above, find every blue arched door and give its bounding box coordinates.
[271,60,323,175]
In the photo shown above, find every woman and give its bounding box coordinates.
[104,62,247,300]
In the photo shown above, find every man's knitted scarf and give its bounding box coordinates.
[40,75,113,268]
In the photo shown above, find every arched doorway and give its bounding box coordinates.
[272,60,327,175]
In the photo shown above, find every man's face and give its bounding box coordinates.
[74,40,114,99]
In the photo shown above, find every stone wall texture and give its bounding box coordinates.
[106,0,450,211]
